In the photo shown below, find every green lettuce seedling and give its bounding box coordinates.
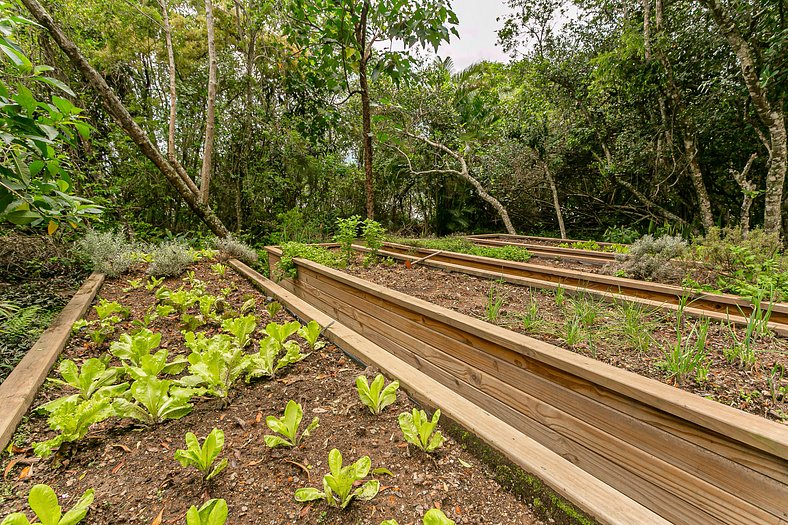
[38,358,127,413]
[294,449,380,509]
[380,508,455,525]
[110,328,162,366]
[167,288,198,312]
[398,409,445,453]
[180,333,247,398]
[146,275,165,291]
[185,499,228,525]
[221,315,257,347]
[263,400,319,448]
[174,428,228,481]
[0,484,94,525]
[156,304,175,317]
[33,398,113,457]
[112,376,200,425]
[265,301,282,318]
[240,298,256,315]
[93,298,130,321]
[356,374,399,415]
[265,320,300,345]
[211,263,227,276]
[244,338,307,381]
[123,348,187,380]
[181,313,206,332]
[297,320,324,350]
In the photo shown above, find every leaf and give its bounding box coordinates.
[36,77,75,96]
[58,489,94,525]
[423,508,455,525]
[47,220,58,235]
[294,487,325,503]
[27,484,61,525]
[150,508,164,525]
[372,467,394,476]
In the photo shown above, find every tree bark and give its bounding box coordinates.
[19,0,229,237]
[543,161,566,239]
[642,0,651,61]
[200,0,218,205]
[731,153,758,234]
[357,0,375,220]
[700,0,787,236]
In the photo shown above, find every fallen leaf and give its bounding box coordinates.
[255,412,262,424]
[17,466,30,480]
[112,443,132,453]
[4,458,21,480]
[112,460,125,474]
[160,442,170,451]
[458,458,473,468]
[298,503,312,518]
[150,508,164,525]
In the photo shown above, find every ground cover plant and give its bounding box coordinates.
[1,257,543,525]
[394,237,533,263]
[344,257,788,422]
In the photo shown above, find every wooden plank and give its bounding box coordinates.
[294,268,787,522]
[281,252,788,462]
[0,273,105,452]
[229,259,671,525]
[469,237,616,264]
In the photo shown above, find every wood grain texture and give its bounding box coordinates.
[0,272,105,452]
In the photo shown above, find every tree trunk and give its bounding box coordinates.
[357,1,375,220]
[200,0,218,205]
[683,134,715,231]
[731,153,758,234]
[642,0,651,61]
[700,0,787,235]
[19,0,230,237]
[543,161,566,239]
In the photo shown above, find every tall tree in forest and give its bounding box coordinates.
[284,0,459,220]
[200,0,218,204]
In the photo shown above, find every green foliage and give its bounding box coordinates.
[356,374,399,415]
[112,376,200,425]
[40,358,127,411]
[613,235,687,282]
[181,333,247,398]
[560,240,628,254]
[294,449,380,509]
[148,240,193,277]
[210,263,227,276]
[94,298,129,321]
[485,283,506,322]
[615,302,654,353]
[553,284,565,308]
[0,484,94,525]
[602,226,640,244]
[266,320,302,345]
[570,295,601,328]
[110,328,162,366]
[244,323,309,381]
[398,408,445,453]
[212,235,258,265]
[0,5,101,230]
[221,315,257,348]
[362,218,386,263]
[399,238,531,263]
[185,499,228,525]
[297,319,323,350]
[76,231,134,277]
[380,509,454,525]
[146,276,165,291]
[562,316,583,346]
[123,347,187,381]
[276,242,344,280]
[520,301,543,332]
[263,400,319,448]
[658,320,710,386]
[33,397,113,457]
[265,300,282,318]
[174,428,228,481]
[333,215,361,266]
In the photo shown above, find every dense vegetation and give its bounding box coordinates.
[0,0,784,242]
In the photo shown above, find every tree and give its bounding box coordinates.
[284,0,459,220]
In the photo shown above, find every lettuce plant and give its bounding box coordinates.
[167,288,198,312]
[356,374,399,415]
[33,398,114,457]
[185,499,228,525]
[263,400,319,448]
[398,409,445,453]
[265,320,300,345]
[181,313,206,332]
[123,348,187,380]
[221,315,257,348]
[244,338,307,381]
[156,304,175,317]
[294,449,380,508]
[146,275,165,291]
[180,333,247,398]
[297,320,324,350]
[38,358,127,413]
[265,301,282,318]
[0,484,94,525]
[197,295,220,319]
[174,428,228,481]
[110,328,162,366]
[131,306,158,329]
[211,263,227,276]
[380,509,455,525]
[93,298,130,321]
[112,376,200,425]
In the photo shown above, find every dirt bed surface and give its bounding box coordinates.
[0,261,543,525]
[346,260,788,423]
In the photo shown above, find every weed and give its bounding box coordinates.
[563,316,583,346]
[553,284,565,308]
[615,302,654,353]
[658,319,710,385]
[520,301,542,332]
[485,282,506,322]
[570,295,601,328]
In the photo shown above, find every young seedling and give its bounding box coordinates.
[94,298,130,321]
[240,298,256,315]
[38,358,127,413]
[380,509,456,525]
[265,301,282,318]
[112,376,201,425]
[244,338,308,381]
[563,316,583,346]
[180,333,248,399]
[554,284,566,308]
[185,499,228,525]
[221,315,257,348]
[658,319,710,385]
[263,400,319,448]
[211,263,227,276]
[156,304,175,317]
[33,398,114,457]
[520,301,542,332]
[294,449,380,508]
[174,428,228,481]
[297,320,323,350]
[0,484,94,525]
[122,279,142,292]
[398,408,445,453]
[484,283,505,322]
[123,347,188,380]
[146,275,165,291]
[356,374,399,415]
[110,328,162,366]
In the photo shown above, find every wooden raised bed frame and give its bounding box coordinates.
[266,246,788,525]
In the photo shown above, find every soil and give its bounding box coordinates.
[0,260,543,525]
[345,259,788,424]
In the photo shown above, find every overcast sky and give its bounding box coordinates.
[436,0,513,70]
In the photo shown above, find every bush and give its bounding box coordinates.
[76,230,135,277]
[212,235,259,265]
[148,240,193,277]
[613,234,687,281]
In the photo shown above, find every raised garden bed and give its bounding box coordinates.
[266,246,788,525]
[0,258,546,525]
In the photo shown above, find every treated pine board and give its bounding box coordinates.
[294,269,787,522]
[470,237,616,262]
[228,259,670,525]
[468,233,625,247]
[281,252,788,461]
[0,272,105,452]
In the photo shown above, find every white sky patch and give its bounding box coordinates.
[437,0,512,70]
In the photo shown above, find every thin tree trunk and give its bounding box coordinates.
[700,0,787,235]
[731,153,758,234]
[357,0,374,220]
[200,0,218,205]
[19,0,229,237]
[683,134,715,230]
[642,0,651,61]
[543,161,566,239]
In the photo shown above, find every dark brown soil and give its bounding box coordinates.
[0,261,542,525]
[346,260,788,424]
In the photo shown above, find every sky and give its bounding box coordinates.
[436,0,513,70]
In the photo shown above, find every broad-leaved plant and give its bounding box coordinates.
[356,374,399,415]
[174,428,228,481]
[294,449,380,508]
[398,408,445,453]
[0,484,94,525]
[263,400,319,448]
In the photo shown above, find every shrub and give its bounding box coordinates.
[275,242,343,280]
[212,235,259,265]
[612,234,687,281]
[76,230,135,277]
[148,241,193,277]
